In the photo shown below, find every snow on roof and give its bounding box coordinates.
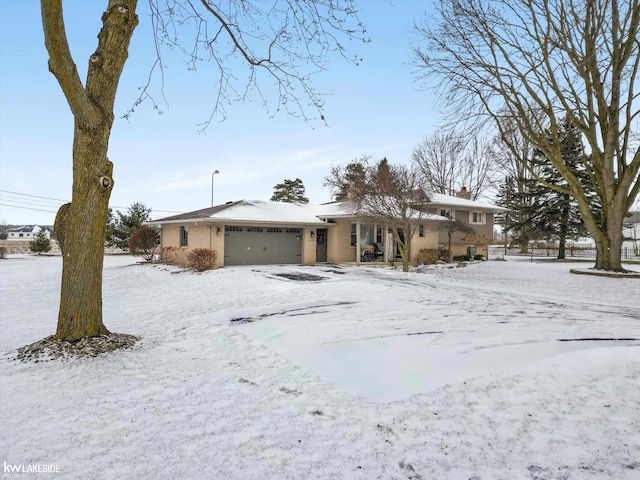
[153,200,340,225]
[428,193,507,211]
[209,200,329,224]
[152,196,497,225]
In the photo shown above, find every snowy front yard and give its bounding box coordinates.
[1,255,639,479]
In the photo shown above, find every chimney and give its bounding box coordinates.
[456,186,471,200]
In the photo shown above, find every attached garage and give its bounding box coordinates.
[224,225,303,265]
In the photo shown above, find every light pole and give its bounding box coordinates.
[211,169,219,207]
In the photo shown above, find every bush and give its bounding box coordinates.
[0,246,6,259]
[29,232,52,255]
[414,248,438,266]
[473,254,484,261]
[187,248,217,272]
[453,254,471,262]
[161,246,179,264]
[128,226,159,261]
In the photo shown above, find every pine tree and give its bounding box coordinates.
[29,232,52,255]
[109,202,153,250]
[495,175,541,253]
[270,178,309,204]
[530,118,592,259]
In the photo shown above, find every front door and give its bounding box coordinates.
[316,228,328,262]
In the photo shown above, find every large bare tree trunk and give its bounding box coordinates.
[55,124,114,339]
[42,0,138,340]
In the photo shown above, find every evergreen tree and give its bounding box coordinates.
[325,159,367,201]
[29,231,52,255]
[270,178,309,204]
[109,202,153,250]
[495,175,541,252]
[530,118,592,259]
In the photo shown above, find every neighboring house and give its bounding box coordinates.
[152,190,504,268]
[5,225,52,241]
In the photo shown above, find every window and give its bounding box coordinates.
[470,212,484,224]
[376,226,383,244]
[180,226,188,247]
[360,224,374,245]
[350,223,357,246]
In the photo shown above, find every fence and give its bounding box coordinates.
[488,246,640,261]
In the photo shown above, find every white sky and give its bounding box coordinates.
[0,0,442,225]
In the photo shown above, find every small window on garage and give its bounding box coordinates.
[180,226,188,247]
[247,227,263,232]
[267,227,283,233]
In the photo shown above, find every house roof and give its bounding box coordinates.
[152,195,504,226]
[428,193,508,211]
[6,225,51,233]
[152,200,332,226]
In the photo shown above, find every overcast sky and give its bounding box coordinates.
[0,0,443,225]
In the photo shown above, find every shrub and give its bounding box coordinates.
[128,226,160,261]
[29,232,52,255]
[0,246,6,259]
[414,248,438,266]
[187,248,217,272]
[473,254,484,261]
[160,246,179,263]
[453,254,471,262]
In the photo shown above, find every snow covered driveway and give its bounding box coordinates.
[1,255,638,479]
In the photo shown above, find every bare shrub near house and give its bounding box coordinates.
[187,249,217,272]
[414,248,439,266]
[161,247,179,264]
[128,226,160,261]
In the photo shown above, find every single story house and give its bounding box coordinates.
[151,190,505,268]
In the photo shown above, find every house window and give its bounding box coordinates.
[470,212,484,224]
[180,226,188,247]
[360,224,374,245]
[350,223,357,246]
[419,225,425,237]
[440,209,453,219]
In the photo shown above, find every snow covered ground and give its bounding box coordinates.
[1,254,639,479]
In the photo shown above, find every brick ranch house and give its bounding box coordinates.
[150,190,505,267]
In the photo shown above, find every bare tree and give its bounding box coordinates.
[413,0,640,272]
[438,218,475,262]
[411,128,499,200]
[41,0,366,341]
[326,157,434,272]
